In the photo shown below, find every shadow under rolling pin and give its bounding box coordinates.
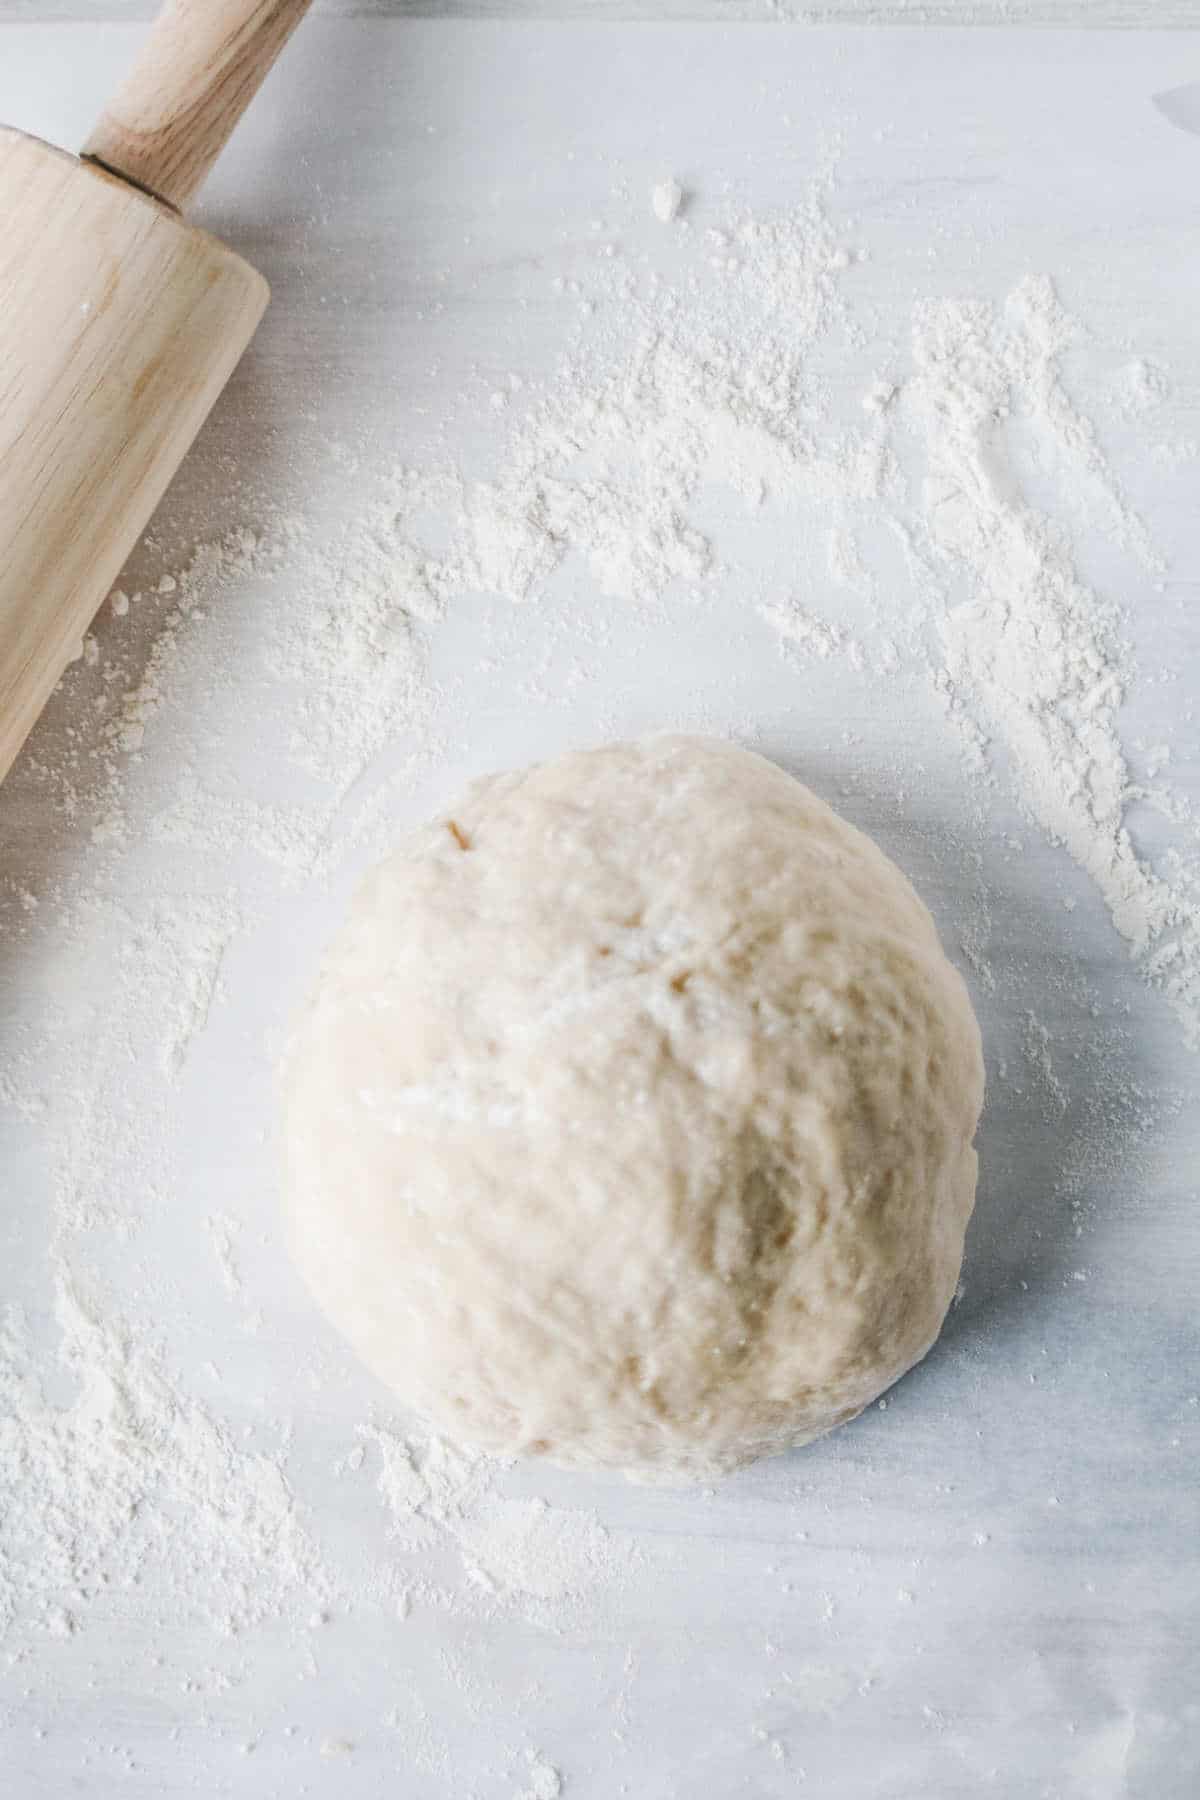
[0,0,312,786]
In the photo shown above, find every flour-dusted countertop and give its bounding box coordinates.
[2,19,1199,1799]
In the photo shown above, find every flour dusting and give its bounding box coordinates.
[902,278,1200,1043]
[0,1272,331,1643]
[0,126,1190,1793]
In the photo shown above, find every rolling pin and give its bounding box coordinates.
[0,0,312,785]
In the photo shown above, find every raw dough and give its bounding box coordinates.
[281,737,984,1480]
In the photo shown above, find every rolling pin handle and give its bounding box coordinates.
[82,0,312,212]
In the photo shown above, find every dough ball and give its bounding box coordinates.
[281,737,984,1481]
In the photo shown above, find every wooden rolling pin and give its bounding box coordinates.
[0,0,312,785]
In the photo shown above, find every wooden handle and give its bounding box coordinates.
[82,0,312,211]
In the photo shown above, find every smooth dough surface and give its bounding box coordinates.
[282,737,984,1480]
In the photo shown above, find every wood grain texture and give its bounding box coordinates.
[0,129,267,782]
[3,0,1198,24]
[82,0,312,209]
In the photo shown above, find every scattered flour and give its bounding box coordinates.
[517,1750,564,1799]
[759,590,865,669]
[137,894,243,1080]
[264,486,450,788]
[651,175,684,223]
[360,1424,638,1626]
[1111,356,1170,418]
[903,278,1200,1043]
[0,138,1190,1786]
[0,1272,330,1643]
[102,529,268,766]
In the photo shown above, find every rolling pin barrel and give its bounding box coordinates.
[0,0,310,785]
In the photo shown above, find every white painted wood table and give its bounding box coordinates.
[1,17,1198,1799]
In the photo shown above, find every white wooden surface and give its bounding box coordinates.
[2,19,1200,1799]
